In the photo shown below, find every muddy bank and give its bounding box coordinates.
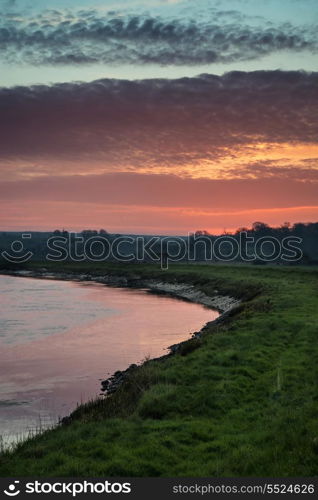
[0,268,240,313]
[0,268,241,400]
[98,281,241,396]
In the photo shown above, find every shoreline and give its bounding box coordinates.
[0,268,240,313]
[2,265,317,476]
[0,268,241,401]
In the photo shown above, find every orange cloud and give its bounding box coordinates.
[1,173,317,234]
[2,201,318,235]
[1,72,317,233]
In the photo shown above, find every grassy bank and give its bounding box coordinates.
[0,263,318,476]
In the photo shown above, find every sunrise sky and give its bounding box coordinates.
[1,0,317,234]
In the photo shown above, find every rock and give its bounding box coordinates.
[60,415,72,426]
[169,343,181,354]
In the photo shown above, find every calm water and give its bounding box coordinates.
[0,275,218,446]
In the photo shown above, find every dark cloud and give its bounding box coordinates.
[0,9,317,66]
[223,162,318,181]
[0,70,317,173]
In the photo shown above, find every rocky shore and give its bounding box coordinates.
[1,268,241,398]
[1,268,239,313]
[99,289,241,396]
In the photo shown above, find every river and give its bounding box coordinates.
[0,274,218,447]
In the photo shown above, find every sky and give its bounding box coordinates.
[0,0,317,234]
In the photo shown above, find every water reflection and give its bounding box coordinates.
[0,275,218,446]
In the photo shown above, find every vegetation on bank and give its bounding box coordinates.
[0,262,318,476]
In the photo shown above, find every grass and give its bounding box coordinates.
[0,262,318,476]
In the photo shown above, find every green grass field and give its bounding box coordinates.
[0,263,318,476]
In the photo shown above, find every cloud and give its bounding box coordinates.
[0,9,317,66]
[221,161,318,181]
[0,172,317,210]
[0,70,317,179]
[2,0,16,7]
[1,170,318,232]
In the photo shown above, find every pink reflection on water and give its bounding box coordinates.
[0,276,218,444]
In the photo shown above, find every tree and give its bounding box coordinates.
[195,230,210,236]
[252,222,271,236]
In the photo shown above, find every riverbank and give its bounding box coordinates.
[0,268,240,313]
[0,267,239,402]
[0,263,318,476]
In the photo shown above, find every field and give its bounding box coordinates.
[0,263,318,476]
